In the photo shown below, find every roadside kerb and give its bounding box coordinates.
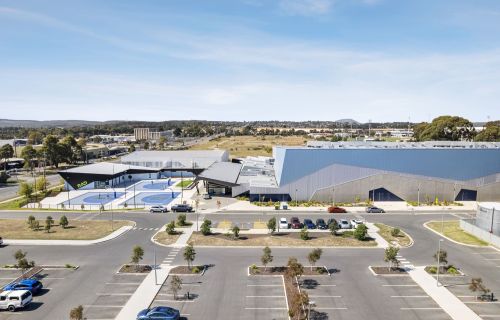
[2,224,134,246]
[423,221,486,248]
[115,264,173,320]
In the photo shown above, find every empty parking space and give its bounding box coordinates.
[300,276,347,318]
[83,273,146,320]
[437,274,500,318]
[376,276,452,320]
[244,276,288,320]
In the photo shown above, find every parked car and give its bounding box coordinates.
[366,206,385,213]
[279,218,289,230]
[0,290,32,312]
[136,306,180,320]
[339,219,351,229]
[4,279,43,295]
[0,236,3,246]
[202,193,211,200]
[150,205,168,213]
[171,204,193,212]
[315,219,328,230]
[303,219,316,229]
[350,219,364,229]
[290,217,302,229]
[328,206,347,213]
[327,218,338,229]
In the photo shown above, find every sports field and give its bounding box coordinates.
[189,135,308,158]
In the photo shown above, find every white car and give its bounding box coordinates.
[279,218,289,229]
[0,290,32,312]
[350,219,364,229]
[339,219,351,229]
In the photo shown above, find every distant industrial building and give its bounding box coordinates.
[133,128,172,142]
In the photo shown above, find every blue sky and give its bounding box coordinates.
[1,0,499,122]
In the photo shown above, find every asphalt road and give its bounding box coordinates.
[0,209,498,320]
[0,174,61,202]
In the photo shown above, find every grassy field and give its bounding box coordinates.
[426,220,489,246]
[176,179,193,188]
[374,223,412,247]
[189,135,308,158]
[0,219,133,240]
[188,232,377,247]
[153,231,182,246]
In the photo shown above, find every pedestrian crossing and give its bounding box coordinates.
[162,247,181,266]
[131,227,160,231]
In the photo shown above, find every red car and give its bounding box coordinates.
[328,206,347,213]
[290,217,302,229]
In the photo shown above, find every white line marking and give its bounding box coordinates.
[84,305,124,308]
[105,282,141,285]
[308,295,342,298]
[246,295,285,298]
[154,299,194,303]
[315,307,348,310]
[391,296,429,298]
[400,307,442,310]
[247,284,282,287]
[96,293,132,296]
[382,285,418,287]
[245,307,287,310]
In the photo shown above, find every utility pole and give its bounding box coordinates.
[436,239,443,287]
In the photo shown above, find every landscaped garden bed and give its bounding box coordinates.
[249,265,329,276]
[375,223,412,247]
[424,265,464,276]
[170,265,205,275]
[118,264,152,273]
[188,231,377,247]
[153,230,182,246]
[370,266,409,275]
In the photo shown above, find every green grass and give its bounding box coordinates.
[374,223,412,247]
[0,198,28,210]
[426,220,489,246]
[176,179,193,188]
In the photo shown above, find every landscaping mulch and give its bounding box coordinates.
[249,266,328,276]
[370,266,408,275]
[170,265,204,275]
[424,265,463,275]
[118,264,152,273]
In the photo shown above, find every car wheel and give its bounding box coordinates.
[150,210,154,213]
[8,305,15,312]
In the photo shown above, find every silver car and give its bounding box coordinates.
[339,219,351,229]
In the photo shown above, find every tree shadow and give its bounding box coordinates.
[310,310,329,320]
[301,279,319,289]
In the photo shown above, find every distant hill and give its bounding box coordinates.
[334,118,360,125]
[0,119,103,128]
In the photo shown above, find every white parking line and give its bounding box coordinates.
[382,284,418,287]
[105,282,141,285]
[96,293,132,296]
[247,284,282,287]
[400,307,442,310]
[308,295,342,298]
[154,299,194,303]
[391,296,429,298]
[479,315,500,318]
[84,305,124,308]
[245,307,287,310]
[246,295,285,298]
[315,307,348,310]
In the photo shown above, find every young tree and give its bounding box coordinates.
[300,227,309,241]
[36,176,48,193]
[391,228,401,237]
[32,220,40,231]
[433,249,448,268]
[69,305,84,320]
[131,245,144,271]
[27,215,36,229]
[200,219,212,236]
[308,248,323,271]
[169,275,183,300]
[261,246,273,271]
[21,145,37,172]
[0,144,14,173]
[166,221,176,235]
[384,246,400,270]
[14,250,34,277]
[354,224,368,241]
[329,220,339,236]
[19,182,33,201]
[469,277,490,297]
[232,225,240,239]
[184,243,196,270]
[177,213,187,226]
[287,257,304,282]
[59,215,69,229]
[267,217,276,234]
[45,216,54,233]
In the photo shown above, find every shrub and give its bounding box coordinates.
[69,305,83,320]
[200,219,212,236]
[447,266,459,275]
[300,227,309,241]
[391,228,400,237]
[354,224,368,241]
[427,266,437,274]
[232,225,240,239]
[250,264,259,274]
[166,221,176,235]
[177,213,187,226]
[191,266,200,274]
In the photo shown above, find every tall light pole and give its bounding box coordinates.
[295,189,298,207]
[436,239,444,287]
[417,183,421,206]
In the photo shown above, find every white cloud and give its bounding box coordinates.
[278,0,333,16]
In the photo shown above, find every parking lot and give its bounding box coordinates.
[300,275,347,319]
[374,275,452,320]
[244,275,288,320]
[0,268,75,319]
[83,273,147,320]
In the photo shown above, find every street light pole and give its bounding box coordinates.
[436,239,443,287]
[154,247,158,285]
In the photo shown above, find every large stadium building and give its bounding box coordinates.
[197,141,500,202]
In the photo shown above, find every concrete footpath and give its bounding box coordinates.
[115,264,173,320]
[3,225,133,246]
[408,266,482,320]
